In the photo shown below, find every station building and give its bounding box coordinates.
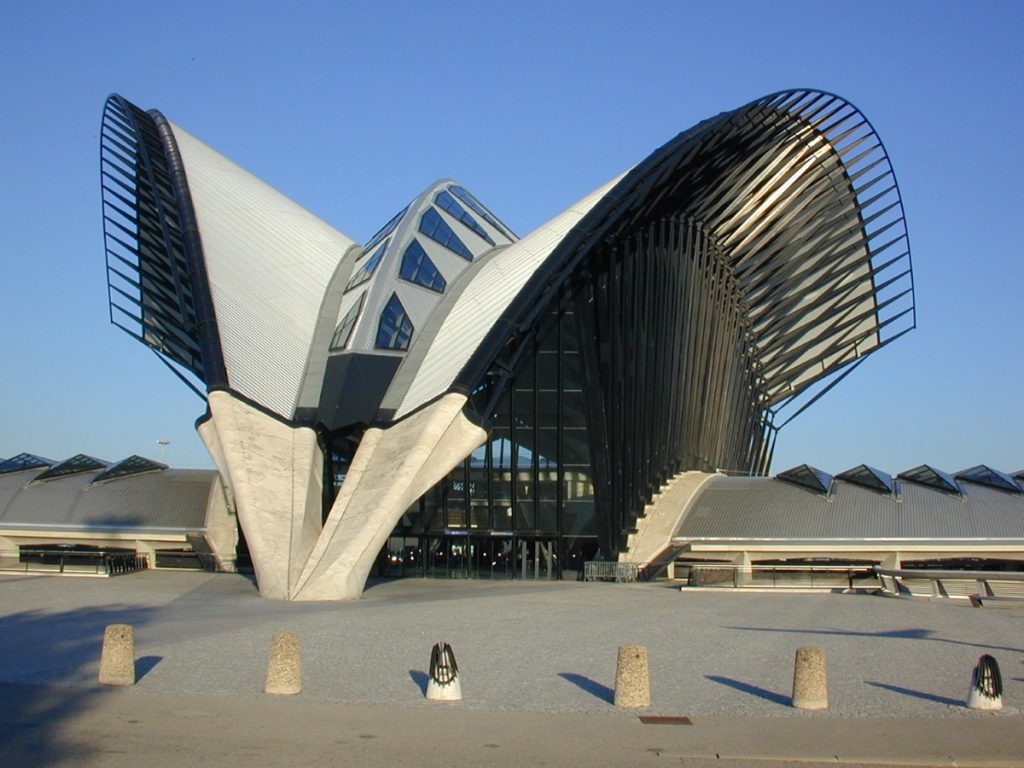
[93,89,975,600]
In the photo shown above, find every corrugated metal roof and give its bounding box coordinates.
[0,469,219,532]
[678,474,1024,542]
[171,123,357,419]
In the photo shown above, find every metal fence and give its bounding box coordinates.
[0,549,149,577]
[583,562,640,582]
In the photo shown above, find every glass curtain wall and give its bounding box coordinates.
[387,287,599,580]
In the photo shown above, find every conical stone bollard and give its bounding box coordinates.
[967,654,1002,711]
[791,647,828,709]
[98,624,136,686]
[614,645,650,708]
[426,642,461,701]
[264,633,301,695]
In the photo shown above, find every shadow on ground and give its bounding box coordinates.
[706,675,790,706]
[0,604,159,767]
[559,672,614,704]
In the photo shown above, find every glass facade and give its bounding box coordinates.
[332,285,600,581]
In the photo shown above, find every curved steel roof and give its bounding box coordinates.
[385,89,914,425]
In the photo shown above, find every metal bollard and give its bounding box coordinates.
[426,642,462,701]
[98,624,136,686]
[966,654,1002,710]
[791,647,828,709]
[264,633,301,695]
[614,645,651,708]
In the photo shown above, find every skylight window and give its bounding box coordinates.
[93,455,167,485]
[897,465,961,495]
[331,293,365,350]
[419,209,474,260]
[448,184,515,240]
[345,240,389,292]
[434,190,495,246]
[0,453,53,475]
[31,454,107,483]
[776,464,832,495]
[363,207,407,252]
[836,464,895,495]
[376,293,414,350]
[955,465,1023,494]
[399,240,446,293]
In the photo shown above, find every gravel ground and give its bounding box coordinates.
[1,571,1022,719]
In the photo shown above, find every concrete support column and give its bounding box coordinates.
[199,391,323,599]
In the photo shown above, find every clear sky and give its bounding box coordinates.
[1,0,1021,476]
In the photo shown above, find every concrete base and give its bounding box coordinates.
[264,633,301,695]
[614,645,651,708]
[98,624,135,686]
[791,647,828,710]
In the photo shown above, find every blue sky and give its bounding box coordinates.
[1,1,1021,476]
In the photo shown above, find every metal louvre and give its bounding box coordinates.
[100,96,220,392]
[442,90,913,550]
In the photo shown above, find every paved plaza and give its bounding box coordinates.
[1,571,1022,766]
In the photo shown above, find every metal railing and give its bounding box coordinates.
[874,567,1024,601]
[678,563,879,590]
[584,562,640,582]
[0,550,149,577]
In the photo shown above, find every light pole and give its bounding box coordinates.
[156,439,171,464]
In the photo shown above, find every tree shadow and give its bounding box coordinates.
[0,603,159,767]
[724,626,1023,654]
[706,675,790,706]
[865,681,962,707]
[408,669,429,695]
[558,672,613,704]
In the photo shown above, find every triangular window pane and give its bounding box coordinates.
[93,455,167,485]
[0,453,54,475]
[434,190,494,246]
[346,240,389,292]
[955,465,1023,494]
[836,464,895,495]
[897,465,960,495]
[363,206,407,252]
[331,293,365,351]
[776,464,832,494]
[399,240,446,293]
[376,293,414,350]
[448,184,516,240]
[419,209,474,260]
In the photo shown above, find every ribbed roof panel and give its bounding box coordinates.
[678,474,1024,541]
[171,123,357,418]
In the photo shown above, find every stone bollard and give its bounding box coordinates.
[98,624,136,686]
[966,654,1002,711]
[614,645,650,708]
[264,633,301,695]
[426,642,462,701]
[791,647,828,710]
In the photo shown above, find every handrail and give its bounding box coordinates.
[873,566,1024,600]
